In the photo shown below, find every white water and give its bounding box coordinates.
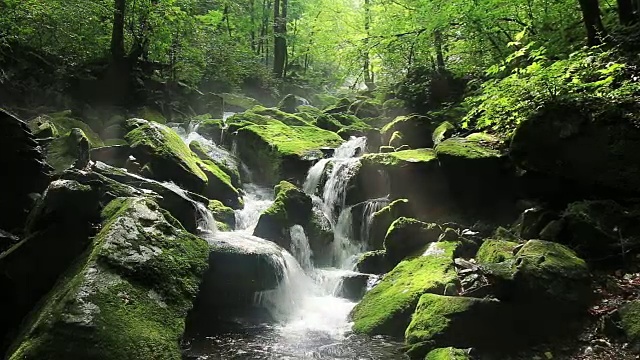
[360,198,389,245]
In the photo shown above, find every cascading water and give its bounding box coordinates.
[174,126,405,358]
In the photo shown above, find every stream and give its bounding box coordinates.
[175,123,407,359]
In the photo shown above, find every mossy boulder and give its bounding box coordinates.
[369,199,413,250]
[348,99,381,119]
[254,181,313,251]
[355,250,393,274]
[7,197,209,360]
[424,347,471,360]
[475,239,519,264]
[195,119,225,143]
[235,120,343,185]
[231,106,311,126]
[90,144,131,169]
[125,120,241,207]
[28,111,104,148]
[435,135,514,220]
[382,99,408,118]
[619,300,640,348]
[381,115,437,149]
[208,200,236,231]
[337,273,371,301]
[389,131,404,148]
[486,240,590,308]
[560,200,640,264]
[510,102,640,195]
[350,241,459,337]
[405,294,505,358]
[384,217,442,264]
[189,140,241,188]
[514,207,558,240]
[349,149,451,221]
[432,121,455,146]
[44,128,90,173]
[278,94,309,113]
[136,106,167,124]
[1,179,101,348]
[219,93,261,111]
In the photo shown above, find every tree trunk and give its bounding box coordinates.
[434,29,445,71]
[110,0,126,63]
[273,0,287,78]
[577,0,607,46]
[617,0,637,25]
[363,0,374,90]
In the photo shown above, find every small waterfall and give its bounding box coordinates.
[303,159,330,195]
[162,182,218,234]
[290,225,313,271]
[235,183,273,232]
[332,208,363,268]
[360,197,389,245]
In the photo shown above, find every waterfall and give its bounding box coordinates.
[360,197,389,245]
[290,225,313,271]
[235,183,273,233]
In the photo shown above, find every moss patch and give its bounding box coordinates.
[136,107,167,124]
[362,149,437,167]
[435,136,501,160]
[425,347,471,360]
[29,111,104,148]
[350,241,459,337]
[45,128,90,173]
[620,300,640,344]
[8,197,209,360]
[475,239,519,264]
[208,200,236,232]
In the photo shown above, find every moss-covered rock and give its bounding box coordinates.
[389,131,404,148]
[208,200,236,231]
[355,250,393,274]
[619,300,640,347]
[125,120,241,207]
[278,94,310,113]
[190,140,241,188]
[337,273,371,301]
[7,197,209,360]
[510,101,640,195]
[424,347,471,360]
[44,128,90,173]
[560,200,640,264]
[513,207,557,240]
[90,144,131,169]
[219,93,261,111]
[235,120,343,185]
[382,99,408,119]
[136,106,167,124]
[254,181,313,250]
[195,119,225,142]
[350,241,459,337]
[405,294,504,358]
[369,199,413,250]
[384,217,442,264]
[475,239,519,264]
[435,135,514,221]
[28,111,104,148]
[432,121,455,146]
[381,115,437,149]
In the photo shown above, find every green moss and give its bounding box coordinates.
[425,347,470,360]
[620,300,640,344]
[45,128,90,173]
[9,198,209,360]
[220,93,261,110]
[195,119,224,141]
[208,200,236,231]
[29,111,104,148]
[350,241,459,337]
[363,149,437,167]
[137,107,167,124]
[435,136,500,160]
[475,239,519,264]
[249,106,311,126]
[384,217,442,263]
[189,141,241,188]
[432,122,455,146]
[406,294,477,344]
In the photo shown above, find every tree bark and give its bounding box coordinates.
[434,29,445,72]
[363,0,374,90]
[273,0,287,78]
[577,0,607,46]
[110,0,126,63]
[617,0,637,25]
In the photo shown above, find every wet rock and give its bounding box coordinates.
[254,181,313,251]
[234,118,343,185]
[337,273,371,301]
[0,230,19,254]
[195,119,225,143]
[368,199,412,250]
[355,250,393,274]
[350,242,460,337]
[27,110,103,148]
[190,140,241,189]
[6,197,209,360]
[305,207,334,266]
[208,200,236,231]
[432,121,456,146]
[44,128,90,173]
[514,207,558,240]
[384,217,442,264]
[0,109,51,233]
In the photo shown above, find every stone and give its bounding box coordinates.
[355,250,393,274]
[368,199,413,250]
[337,273,371,301]
[384,217,442,264]
[381,115,437,149]
[475,239,519,264]
[89,144,132,169]
[278,94,309,113]
[6,198,209,360]
[208,200,236,231]
[432,121,456,146]
[350,241,459,337]
[618,300,640,349]
[44,128,90,173]
[424,347,471,360]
